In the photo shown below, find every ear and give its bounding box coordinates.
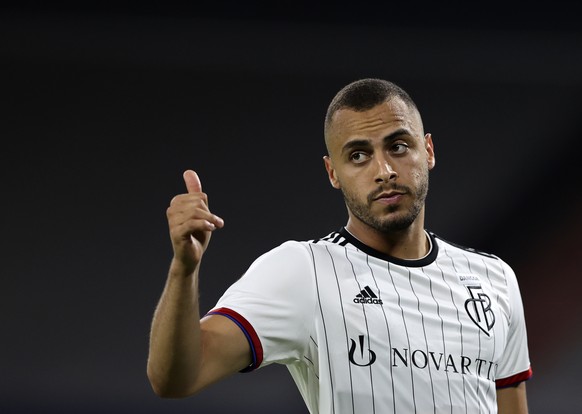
[425,133,436,170]
[323,155,341,189]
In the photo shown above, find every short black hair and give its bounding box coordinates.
[324,78,419,138]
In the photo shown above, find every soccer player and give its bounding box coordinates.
[147,78,532,413]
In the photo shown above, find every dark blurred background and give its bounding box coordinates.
[1,2,581,413]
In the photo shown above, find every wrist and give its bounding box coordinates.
[169,257,199,280]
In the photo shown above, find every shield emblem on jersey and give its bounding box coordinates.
[464,286,495,336]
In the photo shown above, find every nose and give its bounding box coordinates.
[374,156,398,184]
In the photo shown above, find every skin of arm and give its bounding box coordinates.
[497,382,529,414]
[146,170,252,398]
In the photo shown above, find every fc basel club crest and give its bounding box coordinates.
[464,286,495,336]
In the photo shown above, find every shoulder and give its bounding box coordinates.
[430,231,500,261]
[430,231,520,291]
[262,237,325,257]
[264,230,348,257]
[245,230,350,275]
[245,236,324,274]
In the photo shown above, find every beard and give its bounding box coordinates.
[341,168,429,233]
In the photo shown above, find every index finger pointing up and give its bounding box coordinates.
[183,169,202,193]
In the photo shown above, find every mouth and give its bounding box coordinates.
[372,191,405,205]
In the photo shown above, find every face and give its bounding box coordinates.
[324,98,435,234]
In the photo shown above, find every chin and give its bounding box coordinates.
[372,214,418,233]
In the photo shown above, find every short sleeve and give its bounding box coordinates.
[207,241,316,371]
[495,261,533,388]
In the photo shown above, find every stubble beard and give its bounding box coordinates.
[341,169,429,233]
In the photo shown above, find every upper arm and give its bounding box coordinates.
[497,381,529,414]
[190,314,252,394]
[190,241,314,395]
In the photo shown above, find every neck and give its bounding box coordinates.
[345,213,429,260]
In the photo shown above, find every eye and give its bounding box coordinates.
[391,143,409,155]
[349,151,370,164]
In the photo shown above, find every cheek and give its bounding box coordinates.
[335,173,348,190]
[338,168,371,190]
[403,156,427,180]
[338,175,366,198]
[410,164,430,192]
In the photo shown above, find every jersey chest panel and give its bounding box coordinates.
[308,242,508,413]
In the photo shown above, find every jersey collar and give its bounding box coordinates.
[339,227,439,267]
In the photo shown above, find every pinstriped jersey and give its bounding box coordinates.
[208,228,532,414]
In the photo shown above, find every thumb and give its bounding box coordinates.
[183,169,202,193]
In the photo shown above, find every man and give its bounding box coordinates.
[147,78,532,413]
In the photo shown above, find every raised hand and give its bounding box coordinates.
[167,170,224,272]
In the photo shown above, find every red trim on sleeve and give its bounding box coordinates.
[496,366,533,388]
[206,307,264,372]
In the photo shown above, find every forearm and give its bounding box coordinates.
[497,382,529,414]
[147,259,202,398]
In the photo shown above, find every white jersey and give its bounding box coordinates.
[208,228,532,414]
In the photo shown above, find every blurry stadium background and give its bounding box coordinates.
[2,3,581,413]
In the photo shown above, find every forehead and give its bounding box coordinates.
[327,98,422,149]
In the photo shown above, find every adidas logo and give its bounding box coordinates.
[353,286,383,305]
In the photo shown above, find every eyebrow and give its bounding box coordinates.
[340,128,412,155]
